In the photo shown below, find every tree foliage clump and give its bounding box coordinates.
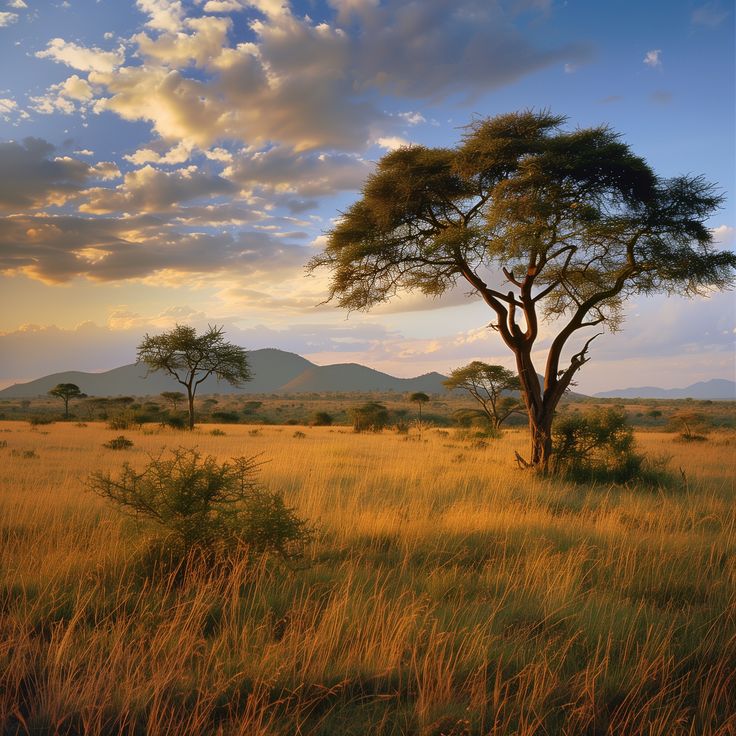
[351,402,389,432]
[89,448,312,562]
[48,383,86,419]
[444,362,525,431]
[309,111,735,470]
[137,325,251,430]
[551,408,644,482]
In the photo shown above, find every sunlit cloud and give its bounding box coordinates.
[643,49,662,68]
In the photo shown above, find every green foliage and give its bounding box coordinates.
[351,401,389,433]
[163,414,188,430]
[309,110,734,468]
[160,391,186,412]
[137,325,251,429]
[444,362,524,430]
[48,383,86,419]
[551,408,645,482]
[310,411,333,426]
[211,410,240,423]
[88,448,312,561]
[103,435,134,450]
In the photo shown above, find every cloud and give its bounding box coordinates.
[643,49,662,68]
[0,97,17,120]
[692,2,730,27]
[224,147,371,196]
[81,0,587,157]
[36,38,125,73]
[79,164,237,214]
[712,224,735,247]
[0,138,94,212]
[7,0,27,8]
[0,212,307,283]
[376,136,410,151]
[136,0,185,33]
[0,11,18,25]
[30,74,95,115]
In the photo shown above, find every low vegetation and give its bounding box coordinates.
[0,419,734,734]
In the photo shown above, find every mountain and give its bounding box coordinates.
[279,364,448,393]
[0,349,448,397]
[594,378,736,400]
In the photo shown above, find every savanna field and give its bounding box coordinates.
[1,420,734,735]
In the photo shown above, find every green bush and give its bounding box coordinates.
[212,411,240,423]
[551,408,645,482]
[163,414,188,430]
[104,435,134,450]
[310,411,333,426]
[351,402,389,433]
[88,448,312,562]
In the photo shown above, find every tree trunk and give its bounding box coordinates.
[187,389,195,430]
[528,408,554,471]
[63,398,69,420]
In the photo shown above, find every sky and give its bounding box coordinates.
[0,0,734,394]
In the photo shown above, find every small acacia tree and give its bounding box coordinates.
[48,383,86,419]
[161,391,186,413]
[444,362,525,431]
[137,325,251,430]
[409,392,429,422]
[309,111,735,470]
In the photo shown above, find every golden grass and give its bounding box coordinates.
[0,421,734,735]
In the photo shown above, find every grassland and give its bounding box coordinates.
[1,420,734,735]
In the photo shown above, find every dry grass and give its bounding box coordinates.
[0,421,734,735]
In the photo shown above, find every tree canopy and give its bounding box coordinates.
[48,382,85,419]
[443,362,525,430]
[137,325,251,430]
[309,111,735,468]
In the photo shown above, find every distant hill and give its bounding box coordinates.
[0,349,448,398]
[594,378,736,400]
[280,364,448,393]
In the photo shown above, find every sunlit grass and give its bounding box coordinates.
[1,421,734,735]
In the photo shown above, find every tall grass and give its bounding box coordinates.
[0,422,734,734]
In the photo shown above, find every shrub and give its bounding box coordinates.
[88,448,312,561]
[212,411,240,424]
[293,431,306,439]
[163,414,188,430]
[29,416,54,426]
[210,428,226,436]
[351,402,389,433]
[108,413,133,430]
[104,435,134,450]
[310,411,333,426]
[551,408,645,482]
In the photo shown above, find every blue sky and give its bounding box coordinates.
[0,0,733,392]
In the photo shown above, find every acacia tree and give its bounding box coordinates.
[444,362,525,431]
[409,391,429,422]
[161,391,186,413]
[137,325,251,430]
[309,111,735,470]
[48,383,86,419]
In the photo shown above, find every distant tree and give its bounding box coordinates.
[309,111,735,470]
[409,392,430,423]
[443,362,525,431]
[48,383,86,419]
[351,401,389,432]
[138,325,251,430]
[161,391,186,413]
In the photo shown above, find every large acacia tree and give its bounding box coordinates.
[137,325,251,430]
[309,111,735,470]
